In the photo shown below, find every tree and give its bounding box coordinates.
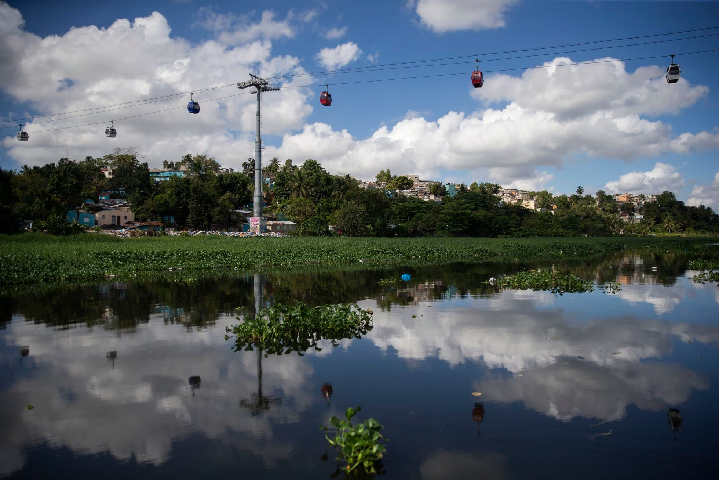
[333,202,370,236]
[576,186,584,195]
[388,176,413,191]
[620,202,636,216]
[242,158,255,177]
[181,154,221,177]
[429,183,447,197]
[376,169,393,183]
[534,191,553,210]
[595,190,618,214]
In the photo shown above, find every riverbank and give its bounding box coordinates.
[0,234,715,286]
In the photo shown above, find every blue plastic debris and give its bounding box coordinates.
[401,274,411,281]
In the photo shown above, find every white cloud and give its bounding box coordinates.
[195,9,295,45]
[413,0,518,33]
[687,172,719,208]
[0,4,313,169]
[263,56,718,186]
[366,52,380,63]
[604,162,684,194]
[315,42,362,70]
[323,26,347,40]
[476,58,710,120]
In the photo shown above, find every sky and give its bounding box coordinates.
[1,0,718,206]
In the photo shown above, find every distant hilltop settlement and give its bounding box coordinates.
[359,174,654,221]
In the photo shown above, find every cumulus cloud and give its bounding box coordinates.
[195,8,294,45]
[604,162,684,194]
[476,58,709,120]
[412,0,518,33]
[315,42,362,70]
[323,26,347,40]
[687,172,719,208]
[0,4,313,169]
[263,56,718,185]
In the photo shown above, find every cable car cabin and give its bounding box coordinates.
[105,127,117,138]
[17,130,29,141]
[187,101,200,114]
[320,91,332,106]
[471,70,484,88]
[666,64,681,84]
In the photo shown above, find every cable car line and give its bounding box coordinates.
[267,25,719,81]
[269,31,719,82]
[286,47,719,90]
[0,83,236,127]
[4,30,713,130]
[27,90,255,134]
[10,47,719,138]
[1,25,717,128]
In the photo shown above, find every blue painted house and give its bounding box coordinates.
[66,210,96,227]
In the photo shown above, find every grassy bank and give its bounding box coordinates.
[0,234,714,286]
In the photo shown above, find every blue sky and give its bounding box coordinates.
[1,0,718,205]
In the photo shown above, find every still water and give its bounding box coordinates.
[1,252,718,479]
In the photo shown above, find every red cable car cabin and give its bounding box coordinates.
[471,70,484,88]
[320,90,332,106]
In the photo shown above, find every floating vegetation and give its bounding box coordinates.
[377,278,397,287]
[226,303,373,356]
[688,259,719,284]
[602,281,622,294]
[320,406,387,476]
[0,235,708,286]
[491,270,595,295]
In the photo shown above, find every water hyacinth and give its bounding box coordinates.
[0,235,708,286]
[226,303,373,356]
[491,269,595,295]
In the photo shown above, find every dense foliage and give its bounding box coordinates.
[2,153,716,236]
[227,303,373,356]
[492,269,597,295]
[320,406,387,476]
[2,235,708,286]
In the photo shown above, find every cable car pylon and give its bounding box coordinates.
[237,74,280,233]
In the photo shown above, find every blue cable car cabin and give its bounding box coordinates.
[187,101,200,114]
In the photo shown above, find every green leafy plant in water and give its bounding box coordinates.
[602,281,622,294]
[377,278,397,288]
[491,269,595,296]
[688,259,719,284]
[226,303,373,356]
[320,406,387,476]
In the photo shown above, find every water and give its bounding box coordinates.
[1,252,718,479]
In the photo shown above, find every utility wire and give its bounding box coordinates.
[1,25,717,127]
[0,83,237,126]
[28,91,255,134]
[269,25,719,81]
[3,31,711,128]
[281,48,719,89]
[11,47,719,136]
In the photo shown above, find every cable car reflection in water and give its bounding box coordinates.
[321,382,333,407]
[472,403,485,435]
[189,376,201,396]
